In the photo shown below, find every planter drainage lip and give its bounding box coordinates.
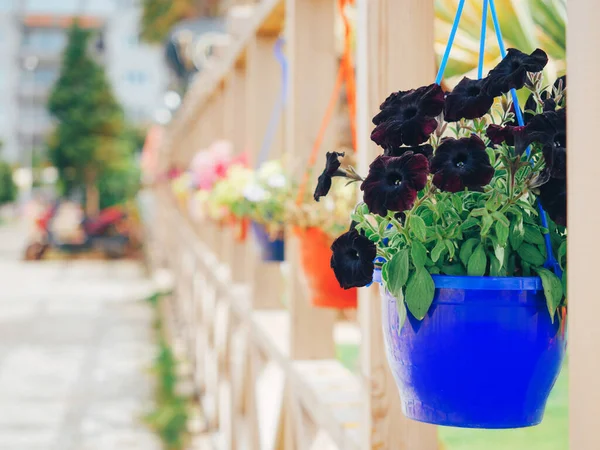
[431,275,542,291]
[374,268,542,291]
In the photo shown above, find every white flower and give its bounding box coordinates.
[243,183,268,202]
[266,173,286,188]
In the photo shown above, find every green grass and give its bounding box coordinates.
[335,343,568,450]
[440,361,568,450]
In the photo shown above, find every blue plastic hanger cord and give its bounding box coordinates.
[435,0,466,85]
[256,38,288,168]
[477,0,488,80]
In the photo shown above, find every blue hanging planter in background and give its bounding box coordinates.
[251,221,285,262]
[380,276,566,429]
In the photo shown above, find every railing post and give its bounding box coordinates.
[245,28,286,308]
[568,1,600,449]
[285,0,337,360]
[356,0,438,448]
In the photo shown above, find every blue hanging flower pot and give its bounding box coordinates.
[251,221,285,262]
[380,275,566,429]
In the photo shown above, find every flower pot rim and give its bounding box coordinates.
[374,268,542,291]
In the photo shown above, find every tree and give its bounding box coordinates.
[48,23,127,216]
[0,160,16,206]
[140,0,221,43]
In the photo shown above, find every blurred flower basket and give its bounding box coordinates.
[289,150,359,309]
[293,226,357,309]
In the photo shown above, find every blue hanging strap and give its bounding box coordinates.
[488,0,560,276]
[255,38,288,168]
[477,0,489,80]
[435,0,466,85]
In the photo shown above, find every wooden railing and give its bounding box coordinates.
[148,0,440,448]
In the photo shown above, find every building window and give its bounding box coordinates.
[22,29,67,53]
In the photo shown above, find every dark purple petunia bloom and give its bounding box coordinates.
[313,151,345,201]
[444,77,495,122]
[484,48,548,97]
[513,108,566,156]
[383,144,433,160]
[330,229,377,289]
[371,84,444,148]
[430,135,494,193]
[538,176,566,227]
[486,124,524,146]
[361,153,429,216]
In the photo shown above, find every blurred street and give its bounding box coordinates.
[0,223,160,450]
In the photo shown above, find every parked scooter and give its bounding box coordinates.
[24,201,130,260]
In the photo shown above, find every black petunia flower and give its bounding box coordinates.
[430,135,494,193]
[314,151,345,201]
[330,229,377,289]
[484,48,548,97]
[383,144,433,160]
[371,84,444,148]
[444,77,495,122]
[361,153,429,216]
[513,108,566,156]
[538,176,567,227]
[486,124,524,146]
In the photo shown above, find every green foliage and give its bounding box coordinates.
[144,293,190,450]
[140,0,197,43]
[48,23,140,210]
[0,160,16,205]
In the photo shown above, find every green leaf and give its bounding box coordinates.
[460,217,479,231]
[561,270,567,303]
[493,243,505,268]
[495,220,509,246]
[524,225,545,245]
[481,214,493,236]
[386,249,409,299]
[411,242,428,268]
[451,194,463,212]
[558,241,567,270]
[444,239,456,260]
[459,238,479,267]
[489,250,501,276]
[492,211,510,227]
[517,243,546,266]
[394,289,407,334]
[535,267,563,322]
[467,244,487,276]
[509,215,525,250]
[410,215,427,241]
[429,266,441,274]
[405,267,435,320]
[381,261,390,286]
[431,240,447,263]
[471,208,488,217]
[441,264,466,276]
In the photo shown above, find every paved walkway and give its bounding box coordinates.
[0,224,162,450]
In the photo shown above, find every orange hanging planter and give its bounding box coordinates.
[294,227,357,309]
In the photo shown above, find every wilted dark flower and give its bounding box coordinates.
[486,124,524,146]
[524,75,566,122]
[484,48,548,97]
[330,229,377,289]
[371,84,444,147]
[444,77,494,122]
[514,108,566,156]
[538,176,567,226]
[361,153,429,216]
[383,144,433,159]
[430,135,494,192]
[314,151,345,201]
